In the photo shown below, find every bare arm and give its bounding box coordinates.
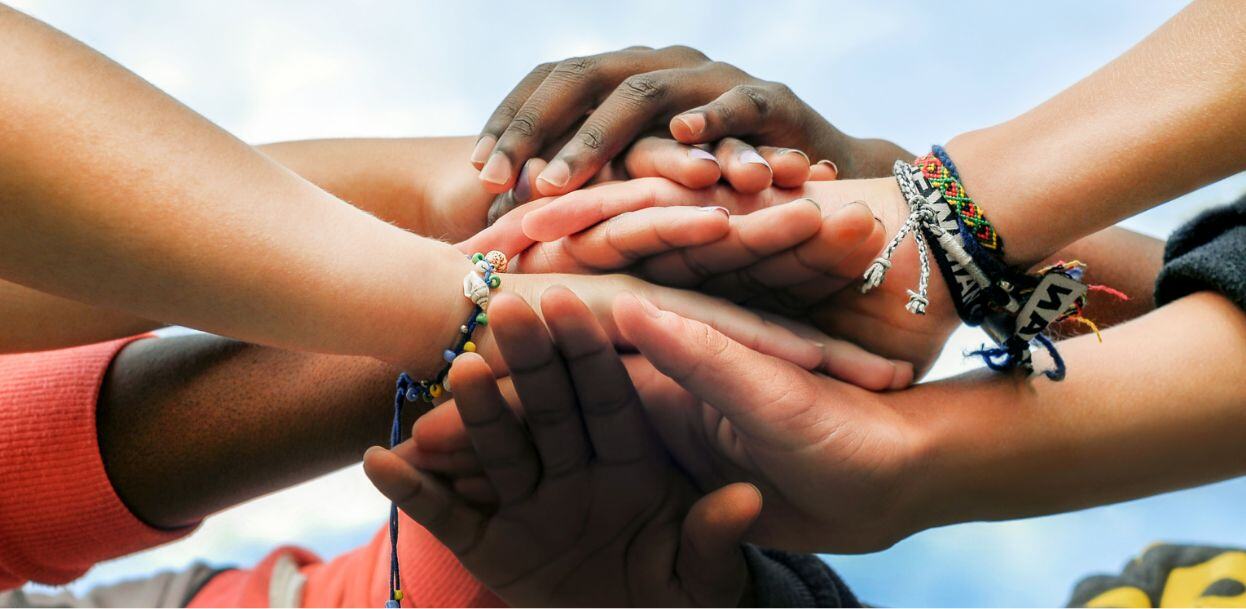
[96,335,410,529]
[946,0,1246,267]
[909,291,1246,529]
[0,5,470,370]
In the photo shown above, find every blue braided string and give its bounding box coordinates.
[1034,334,1067,381]
[387,373,412,606]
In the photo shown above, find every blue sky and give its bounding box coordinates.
[13,0,1246,606]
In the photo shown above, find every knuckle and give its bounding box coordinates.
[554,55,598,78]
[507,109,541,138]
[731,84,772,117]
[706,60,746,79]
[766,81,796,99]
[576,122,609,151]
[662,44,709,62]
[533,61,558,76]
[620,73,667,102]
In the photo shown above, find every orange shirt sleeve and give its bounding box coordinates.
[0,337,196,589]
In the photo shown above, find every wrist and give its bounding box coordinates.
[896,374,1030,531]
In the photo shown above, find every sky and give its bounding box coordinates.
[11,0,1246,606]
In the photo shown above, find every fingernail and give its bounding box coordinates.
[537,159,571,189]
[674,113,706,137]
[698,205,729,217]
[817,160,839,178]
[470,135,495,166]
[637,295,663,318]
[514,161,533,203]
[781,148,810,162]
[479,153,511,186]
[739,149,771,172]
[688,148,718,164]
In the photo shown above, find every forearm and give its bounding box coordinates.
[0,7,469,368]
[1040,227,1165,331]
[945,0,1246,266]
[97,334,411,528]
[258,136,491,241]
[907,291,1246,529]
[0,280,161,353]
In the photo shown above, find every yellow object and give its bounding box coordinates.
[463,341,477,353]
[429,384,443,398]
[394,590,404,601]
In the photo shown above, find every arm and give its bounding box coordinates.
[946,0,1246,266]
[96,335,409,529]
[608,288,1246,553]
[911,291,1246,528]
[0,7,820,374]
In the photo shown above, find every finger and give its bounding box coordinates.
[540,286,658,464]
[535,69,709,197]
[412,400,473,452]
[453,475,500,506]
[409,447,484,477]
[522,177,758,242]
[759,311,915,391]
[481,59,611,193]
[363,445,485,555]
[485,158,550,226]
[809,160,839,181]
[489,292,591,477]
[714,137,772,194]
[448,353,542,505]
[703,200,876,294]
[638,198,822,288]
[669,83,798,146]
[676,483,763,606]
[757,145,811,188]
[613,292,822,447]
[770,210,886,304]
[458,196,557,259]
[559,206,731,271]
[517,205,729,274]
[475,62,559,168]
[622,136,721,190]
[641,286,823,372]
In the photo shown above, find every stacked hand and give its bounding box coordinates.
[366,289,763,607]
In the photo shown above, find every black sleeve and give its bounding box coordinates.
[742,545,861,607]
[1154,195,1246,310]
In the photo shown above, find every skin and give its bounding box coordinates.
[472,45,905,197]
[416,289,1246,555]
[0,7,822,378]
[365,289,762,607]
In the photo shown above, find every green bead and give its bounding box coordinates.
[488,275,501,288]
[471,252,485,263]
[475,312,488,326]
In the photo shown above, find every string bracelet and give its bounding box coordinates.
[383,250,508,607]
[862,148,1121,380]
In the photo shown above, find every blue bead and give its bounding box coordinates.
[385,601,401,608]
[443,349,457,363]
[405,389,419,401]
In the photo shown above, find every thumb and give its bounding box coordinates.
[613,292,821,447]
[676,482,763,606]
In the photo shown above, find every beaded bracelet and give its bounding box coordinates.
[384,249,508,608]
[862,149,1098,380]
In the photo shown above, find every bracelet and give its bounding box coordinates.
[862,150,1100,380]
[384,249,508,607]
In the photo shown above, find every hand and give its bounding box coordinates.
[518,176,959,376]
[612,292,931,553]
[365,288,762,607]
[470,45,890,198]
[489,269,909,390]
[480,133,824,224]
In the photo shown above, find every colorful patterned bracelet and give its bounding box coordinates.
[863,151,1095,380]
[384,249,508,607]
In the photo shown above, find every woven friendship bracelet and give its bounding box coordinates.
[384,249,508,607]
[863,150,1095,380]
